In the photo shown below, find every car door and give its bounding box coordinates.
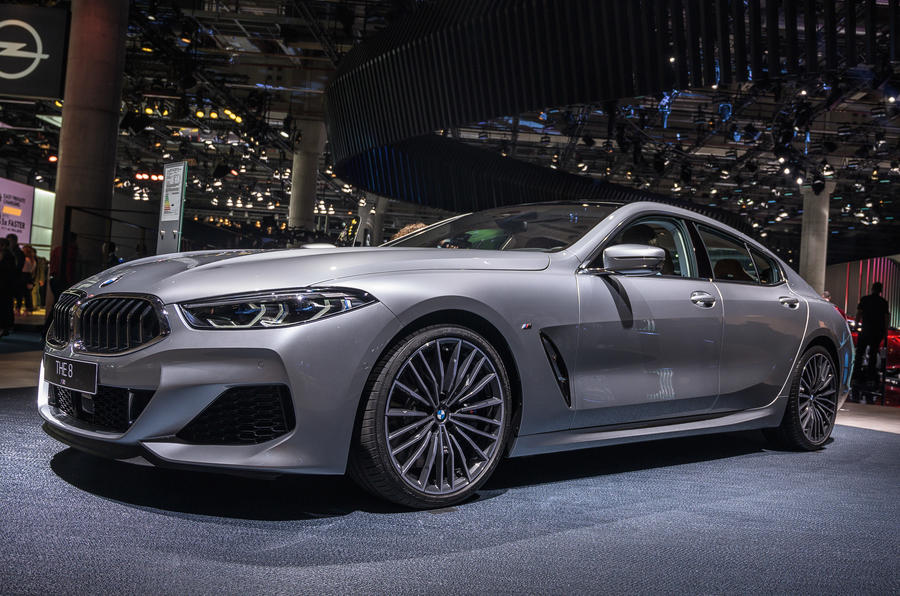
[694,223,808,412]
[573,215,723,428]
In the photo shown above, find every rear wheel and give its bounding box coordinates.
[350,325,512,508]
[765,346,838,450]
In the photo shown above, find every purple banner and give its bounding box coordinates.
[0,176,35,243]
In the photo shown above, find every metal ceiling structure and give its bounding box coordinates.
[0,0,898,261]
[326,0,900,264]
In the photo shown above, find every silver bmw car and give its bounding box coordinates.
[39,201,852,508]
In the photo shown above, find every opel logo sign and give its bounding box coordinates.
[0,19,49,80]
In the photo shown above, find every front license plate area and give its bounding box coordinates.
[43,355,98,395]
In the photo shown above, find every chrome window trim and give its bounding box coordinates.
[72,293,171,357]
[693,222,787,288]
[578,210,701,280]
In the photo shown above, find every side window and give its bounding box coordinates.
[602,217,693,278]
[749,247,783,285]
[697,225,759,283]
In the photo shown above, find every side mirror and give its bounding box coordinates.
[601,244,665,275]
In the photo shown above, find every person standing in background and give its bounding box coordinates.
[853,282,891,382]
[105,241,122,268]
[6,234,25,315]
[0,238,16,336]
[48,232,79,302]
[20,244,36,314]
[31,252,48,309]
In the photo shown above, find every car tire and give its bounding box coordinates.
[349,325,512,509]
[764,345,839,450]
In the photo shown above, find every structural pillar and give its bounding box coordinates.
[289,120,327,231]
[53,0,130,277]
[798,180,836,293]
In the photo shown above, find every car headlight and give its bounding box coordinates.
[179,288,376,329]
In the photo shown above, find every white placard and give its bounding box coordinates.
[160,161,186,222]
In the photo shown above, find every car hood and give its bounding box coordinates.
[72,247,550,303]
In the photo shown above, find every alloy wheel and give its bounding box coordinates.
[383,337,506,496]
[798,353,837,444]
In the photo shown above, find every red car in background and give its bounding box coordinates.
[844,310,900,405]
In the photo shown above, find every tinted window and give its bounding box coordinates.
[388,203,620,251]
[749,247,783,285]
[602,217,693,277]
[697,225,758,283]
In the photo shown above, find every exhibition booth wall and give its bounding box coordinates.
[1,176,55,259]
[826,254,900,327]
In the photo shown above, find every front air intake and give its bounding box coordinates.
[49,384,154,432]
[177,385,296,445]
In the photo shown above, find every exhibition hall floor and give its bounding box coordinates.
[1,378,898,594]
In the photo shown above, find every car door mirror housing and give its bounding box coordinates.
[601,244,666,275]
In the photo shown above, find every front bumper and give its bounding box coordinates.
[38,300,403,475]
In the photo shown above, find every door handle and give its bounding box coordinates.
[779,296,800,309]
[690,291,716,308]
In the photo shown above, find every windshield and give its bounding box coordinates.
[387,202,621,251]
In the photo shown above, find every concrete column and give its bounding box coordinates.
[53,0,129,276]
[799,180,836,293]
[288,120,327,231]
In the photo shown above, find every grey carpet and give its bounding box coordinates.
[1,386,898,595]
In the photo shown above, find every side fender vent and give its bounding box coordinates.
[540,333,572,408]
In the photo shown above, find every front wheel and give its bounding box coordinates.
[350,325,512,508]
[765,345,839,450]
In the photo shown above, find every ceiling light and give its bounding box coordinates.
[796,176,803,185]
